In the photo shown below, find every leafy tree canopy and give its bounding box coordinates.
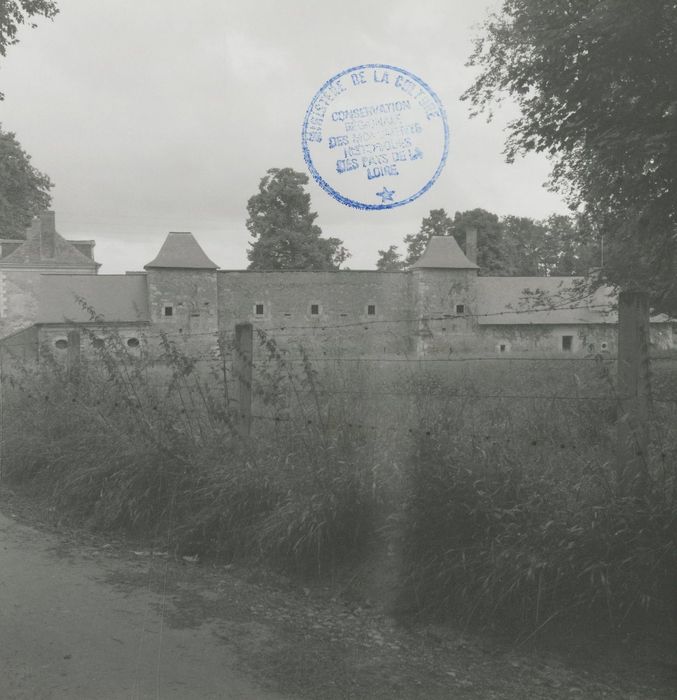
[402,208,454,266]
[375,244,405,271]
[0,1,58,98]
[0,125,52,238]
[463,0,677,311]
[246,168,349,271]
[450,209,505,274]
[376,206,602,277]
[0,0,58,56]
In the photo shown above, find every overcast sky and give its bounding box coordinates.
[0,0,569,273]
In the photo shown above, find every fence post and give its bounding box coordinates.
[616,290,650,496]
[234,323,253,436]
[66,329,81,384]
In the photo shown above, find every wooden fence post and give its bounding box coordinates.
[616,291,650,496]
[66,329,81,384]
[234,323,253,437]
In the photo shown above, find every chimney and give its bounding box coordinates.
[465,227,478,264]
[39,211,56,258]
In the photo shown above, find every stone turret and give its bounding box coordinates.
[144,232,219,342]
[411,234,479,357]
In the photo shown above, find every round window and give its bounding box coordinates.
[127,337,140,348]
[54,339,68,350]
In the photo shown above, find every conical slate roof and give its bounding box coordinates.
[144,232,218,269]
[411,235,478,270]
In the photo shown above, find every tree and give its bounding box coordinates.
[450,209,507,274]
[246,168,349,271]
[375,245,405,271]
[463,0,677,312]
[402,208,454,266]
[0,125,52,238]
[0,1,58,98]
[501,215,550,276]
[544,214,601,277]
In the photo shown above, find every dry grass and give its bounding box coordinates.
[2,328,676,637]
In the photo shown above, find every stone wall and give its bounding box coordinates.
[146,269,218,353]
[216,271,414,357]
[0,270,42,338]
[412,268,479,356]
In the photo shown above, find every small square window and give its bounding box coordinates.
[255,303,264,316]
[455,304,465,315]
[367,304,376,316]
[310,303,320,315]
[562,335,573,351]
[163,305,173,317]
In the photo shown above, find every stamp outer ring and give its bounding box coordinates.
[302,63,449,211]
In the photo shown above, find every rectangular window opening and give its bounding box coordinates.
[562,335,573,352]
[163,305,173,317]
[367,304,376,316]
[255,303,264,316]
[499,344,506,353]
[310,303,320,315]
[455,304,465,315]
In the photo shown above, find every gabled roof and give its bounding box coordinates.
[476,277,621,325]
[144,232,218,269]
[36,274,149,324]
[411,235,478,270]
[0,213,99,269]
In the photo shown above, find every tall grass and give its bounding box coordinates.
[2,328,676,635]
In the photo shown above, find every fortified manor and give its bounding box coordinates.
[0,212,673,361]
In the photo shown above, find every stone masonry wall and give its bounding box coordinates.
[146,269,219,354]
[412,268,479,356]
[217,271,414,357]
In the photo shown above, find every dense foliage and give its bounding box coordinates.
[0,125,52,238]
[463,0,677,311]
[246,168,350,271]
[377,207,601,275]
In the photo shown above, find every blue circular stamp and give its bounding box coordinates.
[302,64,449,210]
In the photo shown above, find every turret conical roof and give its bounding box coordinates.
[144,232,218,269]
[411,235,478,270]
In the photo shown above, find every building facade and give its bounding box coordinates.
[0,212,673,362]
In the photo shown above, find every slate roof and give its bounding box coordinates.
[36,274,149,324]
[476,277,622,325]
[0,221,99,269]
[144,232,218,269]
[411,236,478,270]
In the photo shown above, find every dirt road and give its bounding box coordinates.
[1,491,675,700]
[0,510,286,700]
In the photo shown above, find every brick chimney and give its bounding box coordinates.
[39,211,56,258]
[465,227,478,265]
